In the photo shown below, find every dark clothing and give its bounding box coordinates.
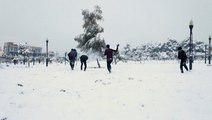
[80,55,88,71]
[80,55,88,61]
[69,60,75,70]
[68,49,77,61]
[178,49,188,73]
[180,60,188,73]
[80,61,87,71]
[106,59,113,73]
[178,50,187,61]
[104,48,117,60]
[104,47,118,73]
[68,49,77,70]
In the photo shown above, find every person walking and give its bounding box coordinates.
[68,49,77,70]
[80,55,88,71]
[178,47,188,73]
[104,44,119,73]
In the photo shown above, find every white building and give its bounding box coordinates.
[3,42,42,56]
[3,42,18,56]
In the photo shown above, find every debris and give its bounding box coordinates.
[1,117,7,120]
[60,89,66,92]
[17,84,23,87]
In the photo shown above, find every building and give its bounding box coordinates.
[3,42,18,56]
[0,47,4,57]
[30,46,42,56]
[3,42,42,57]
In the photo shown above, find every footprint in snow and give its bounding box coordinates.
[128,77,134,80]
[95,80,102,83]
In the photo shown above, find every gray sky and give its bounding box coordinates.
[0,0,212,55]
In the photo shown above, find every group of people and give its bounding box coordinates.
[68,44,188,74]
[67,44,119,73]
[67,49,88,71]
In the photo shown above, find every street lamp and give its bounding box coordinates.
[205,45,207,64]
[46,38,49,67]
[189,20,194,70]
[209,35,211,65]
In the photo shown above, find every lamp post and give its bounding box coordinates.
[205,45,207,64]
[46,38,49,67]
[209,35,211,65]
[189,20,194,70]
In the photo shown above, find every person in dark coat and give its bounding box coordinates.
[178,47,188,73]
[68,49,77,70]
[80,55,88,71]
[104,44,119,73]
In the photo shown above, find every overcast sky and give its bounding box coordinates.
[0,0,212,54]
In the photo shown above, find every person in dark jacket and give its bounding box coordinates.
[80,55,88,71]
[104,44,119,73]
[68,49,77,70]
[178,47,188,73]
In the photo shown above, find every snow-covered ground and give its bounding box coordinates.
[0,60,212,120]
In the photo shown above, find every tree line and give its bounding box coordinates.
[121,38,206,61]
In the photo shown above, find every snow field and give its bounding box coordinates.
[0,60,212,120]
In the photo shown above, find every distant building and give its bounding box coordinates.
[0,48,4,57]
[3,42,42,57]
[48,51,55,57]
[30,46,42,56]
[3,42,18,56]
